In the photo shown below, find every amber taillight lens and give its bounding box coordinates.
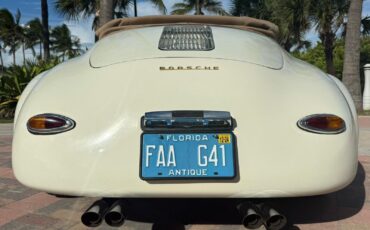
[297,114,346,134]
[27,114,75,135]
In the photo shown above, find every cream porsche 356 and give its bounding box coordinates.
[12,16,358,229]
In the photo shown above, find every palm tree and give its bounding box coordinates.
[55,0,166,30]
[25,18,44,59]
[41,0,50,60]
[342,0,363,111]
[55,0,130,30]
[267,0,311,51]
[0,9,24,65]
[20,26,26,65]
[171,0,228,15]
[50,24,82,60]
[311,0,349,75]
[229,0,311,51]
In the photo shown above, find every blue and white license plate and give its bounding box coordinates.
[140,133,235,180]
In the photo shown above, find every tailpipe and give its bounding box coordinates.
[260,204,287,230]
[81,199,109,227]
[105,200,126,227]
[237,202,263,229]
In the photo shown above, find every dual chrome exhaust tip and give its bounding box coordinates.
[104,200,126,227]
[239,205,263,229]
[238,202,287,230]
[81,199,126,227]
[81,199,287,229]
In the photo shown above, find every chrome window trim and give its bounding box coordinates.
[297,114,346,135]
[27,113,76,135]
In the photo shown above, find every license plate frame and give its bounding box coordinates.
[140,132,237,180]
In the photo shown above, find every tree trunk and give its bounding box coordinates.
[323,33,336,76]
[22,43,26,65]
[41,0,50,60]
[39,42,42,59]
[0,50,4,72]
[12,51,16,65]
[283,41,292,52]
[195,0,201,15]
[342,0,363,112]
[99,0,114,28]
[134,0,138,17]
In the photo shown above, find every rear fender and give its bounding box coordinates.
[327,74,359,134]
[14,71,49,127]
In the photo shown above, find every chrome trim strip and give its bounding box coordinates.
[297,114,346,135]
[142,111,233,131]
[27,113,76,135]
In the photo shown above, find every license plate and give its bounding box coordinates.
[140,133,235,180]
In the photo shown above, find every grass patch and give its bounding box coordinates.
[360,110,370,116]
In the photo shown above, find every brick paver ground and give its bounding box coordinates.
[0,117,369,230]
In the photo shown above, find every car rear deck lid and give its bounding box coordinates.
[90,26,283,69]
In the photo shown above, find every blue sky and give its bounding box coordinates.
[0,0,369,65]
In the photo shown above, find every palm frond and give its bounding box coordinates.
[204,1,229,16]
[150,0,167,14]
[362,16,370,36]
[15,9,21,25]
[171,0,227,15]
[54,0,99,20]
[0,60,59,118]
[171,3,193,15]
[54,0,83,20]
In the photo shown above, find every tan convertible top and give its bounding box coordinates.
[96,15,279,40]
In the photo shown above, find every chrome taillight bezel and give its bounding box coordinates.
[297,114,346,134]
[27,113,76,135]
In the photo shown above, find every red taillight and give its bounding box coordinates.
[298,114,346,134]
[27,114,75,135]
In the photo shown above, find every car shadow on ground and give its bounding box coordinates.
[122,162,365,230]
